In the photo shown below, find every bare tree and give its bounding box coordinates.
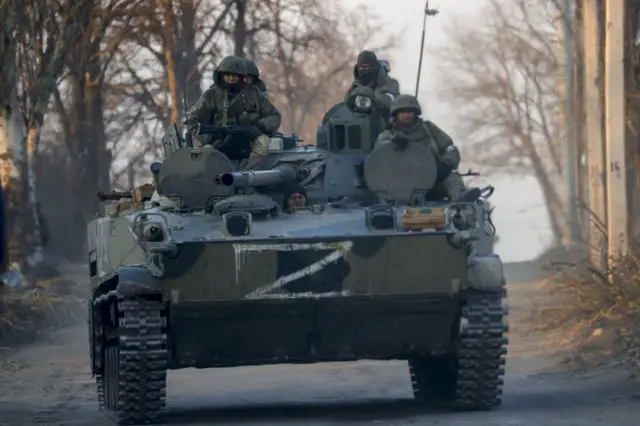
[36,0,144,257]
[434,0,565,243]
[109,0,234,127]
[257,0,397,141]
[1,0,91,268]
[72,0,398,193]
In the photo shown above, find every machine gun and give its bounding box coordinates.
[197,124,257,161]
[197,124,259,138]
[199,125,303,148]
[97,184,156,203]
[97,190,132,201]
[215,166,297,189]
[459,169,480,177]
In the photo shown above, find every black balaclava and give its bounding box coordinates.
[216,71,244,94]
[356,50,379,85]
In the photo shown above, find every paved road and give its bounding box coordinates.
[0,265,639,425]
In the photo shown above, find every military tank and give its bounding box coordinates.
[87,96,507,424]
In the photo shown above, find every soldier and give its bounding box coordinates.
[283,185,308,212]
[343,50,400,117]
[184,55,281,170]
[243,58,269,99]
[374,94,466,201]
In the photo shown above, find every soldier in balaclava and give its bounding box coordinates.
[243,58,269,99]
[184,55,281,170]
[374,94,466,201]
[343,50,400,118]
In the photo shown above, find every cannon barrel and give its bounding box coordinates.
[216,166,297,188]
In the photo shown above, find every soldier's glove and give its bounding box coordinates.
[436,162,454,182]
[392,135,409,150]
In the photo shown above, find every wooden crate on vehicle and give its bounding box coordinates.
[401,206,447,231]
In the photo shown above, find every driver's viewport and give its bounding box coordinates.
[316,103,387,155]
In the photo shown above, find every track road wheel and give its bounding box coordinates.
[101,293,168,425]
[409,290,508,410]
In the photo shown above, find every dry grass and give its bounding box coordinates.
[0,276,85,347]
[533,242,640,371]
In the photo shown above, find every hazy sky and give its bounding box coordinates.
[345,0,554,262]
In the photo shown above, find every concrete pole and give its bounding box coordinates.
[604,0,629,262]
[561,0,580,245]
[582,0,607,268]
[573,8,588,238]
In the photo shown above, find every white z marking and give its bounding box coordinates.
[233,241,354,299]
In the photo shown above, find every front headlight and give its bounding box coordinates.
[354,95,373,111]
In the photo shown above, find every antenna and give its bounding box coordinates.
[176,5,189,117]
[414,0,439,98]
[173,0,192,146]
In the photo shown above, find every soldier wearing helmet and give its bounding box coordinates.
[374,94,465,201]
[343,50,400,118]
[184,55,281,169]
[243,58,269,99]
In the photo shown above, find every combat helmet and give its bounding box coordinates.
[214,55,247,81]
[244,59,260,78]
[389,94,422,116]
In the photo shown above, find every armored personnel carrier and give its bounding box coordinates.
[87,96,508,424]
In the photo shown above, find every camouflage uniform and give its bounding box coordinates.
[374,95,465,200]
[343,50,400,118]
[184,55,281,169]
[244,59,269,99]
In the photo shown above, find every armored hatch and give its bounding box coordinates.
[155,147,235,209]
[363,142,438,203]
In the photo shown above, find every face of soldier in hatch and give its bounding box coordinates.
[396,111,416,125]
[287,192,307,209]
[222,73,242,85]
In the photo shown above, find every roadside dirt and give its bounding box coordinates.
[0,263,639,426]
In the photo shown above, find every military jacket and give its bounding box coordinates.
[185,84,281,145]
[375,119,461,168]
[343,68,400,114]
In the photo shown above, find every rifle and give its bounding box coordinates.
[458,169,480,177]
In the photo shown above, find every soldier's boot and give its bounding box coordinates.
[244,134,271,170]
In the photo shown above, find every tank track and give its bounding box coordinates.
[91,297,106,411]
[409,290,508,410]
[92,290,168,424]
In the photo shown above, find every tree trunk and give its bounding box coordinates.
[64,39,110,258]
[68,71,98,253]
[234,0,248,57]
[23,127,43,266]
[180,0,202,108]
[0,99,39,268]
[625,0,640,239]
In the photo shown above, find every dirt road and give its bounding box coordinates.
[1,264,639,426]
